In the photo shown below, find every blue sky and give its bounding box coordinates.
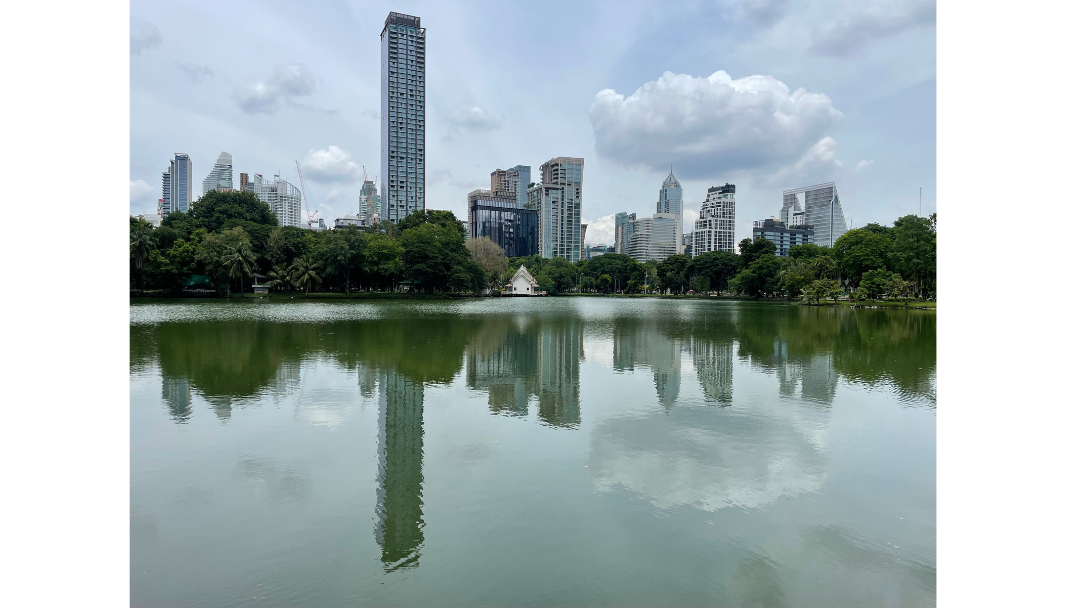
[130,0,936,245]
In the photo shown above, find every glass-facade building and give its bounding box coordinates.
[359,180,381,226]
[253,173,303,228]
[201,151,233,195]
[531,157,584,262]
[160,153,192,216]
[656,171,684,253]
[691,183,736,257]
[781,182,846,246]
[490,165,530,209]
[380,12,425,224]
[626,214,679,263]
[753,218,814,256]
[468,189,538,258]
[615,212,635,255]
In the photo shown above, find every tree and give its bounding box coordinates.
[400,221,471,293]
[890,214,936,298]
[265,263,290,292]
[738,237,777,268]
[833,229,893,286]
[196,227,252,293]
[289,255,322,294]
[687,250,740,292]
[693,275,710,293]
[130,218,156,288]
[860,268,897,300]
[188,189,278,233]
[730,255,781,298]
[597,274,612,293]
[223,240,257,296]
[466,236,509,293]
[657,254,691,294]
[363,233,404,291]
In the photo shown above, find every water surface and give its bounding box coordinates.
[130,298,936,607]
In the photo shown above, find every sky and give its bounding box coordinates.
[130,0,936,246]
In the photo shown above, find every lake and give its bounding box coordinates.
[130,297,936,607]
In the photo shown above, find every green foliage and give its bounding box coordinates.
[693,275,710,293]
[687,250,740,292]
[860,268,898,300]
[833,229,893,286]
[363,233,405,291]
[400,218,474,293]
[800,279,843,305]
[657,254,691,294]
[188,190,278,233]
[738,237,777,268]
[289,255,322,294]
[466,236,510,292]
[730,255,782,298]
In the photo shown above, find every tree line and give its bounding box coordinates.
[131,190,935,301]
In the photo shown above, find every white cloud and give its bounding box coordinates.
[301,145,364,183]
[130,179,154,203]
[682,207,699,229]
[856,159,875,172]
[811,0,935,57]
[233,64,316,114]
[130,18,162,56]
[590,70,843,180]
[584,213,617,247]
[447,106,501,133]
[794,136,843,172]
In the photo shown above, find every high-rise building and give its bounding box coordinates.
[691,183,736,257]
[359,180,381,225]
[253,173,303,228]
[781,182,847,246]
[160,153,192,216]
[239,173,250,191]
[530,157,584,262]
[580,224,587,254]
[380,12,426,224]
[753,218,814,256]
[626,214,679,263]
[467,188,538,258]
[615,212,635,255]
[201,151,233,195]
[656,170,684,253]
[376,370,425,571]
[490,165,530,208]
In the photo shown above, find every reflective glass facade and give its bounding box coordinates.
[781,183,846,246]
[381,13,425,223]
[753,218,814,256]
[534,157,584,262]
[468,190,538,258]
[161,153,192,216]
[201,151,233,195]
[656,171,683,253]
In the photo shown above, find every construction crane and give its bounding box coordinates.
[295,160,319,229]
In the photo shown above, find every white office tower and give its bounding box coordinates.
[691,183,736,256]
[626,214,679,263]
[656,170,684,253]
[201,151,233,195]
[160,153,192,216]
[529,157,584,262]
[781,182,847,246]
[253,173,303,228]
[380,12,426,223]
[359,180,381,226]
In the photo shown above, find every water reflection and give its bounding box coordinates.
[465,317,583,427]
[376,370,425,571]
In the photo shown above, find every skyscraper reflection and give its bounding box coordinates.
[612,318,685,408]
[690,336,733,406]
[375,370,425,571]
[160,375,192,423]
[465,317,583,428]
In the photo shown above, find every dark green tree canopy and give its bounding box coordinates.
[188,190,278,233]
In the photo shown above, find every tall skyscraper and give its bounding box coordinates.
[253,173,303,228]
[201,151,233,195]
[359,180,381,225]
[239,173,250,191]
[615,212,635,255]
[529,157,584,262]
[691,183,736,257]
[781,182,847,246]
[160,153,192,216]
[656,170,684,253]
[490,166,529,206]
[380,12,426,224]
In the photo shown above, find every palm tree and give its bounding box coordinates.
[223,241,257,297]
[265,263,290,292]
[289,256,322,295]
[130,222,155,288]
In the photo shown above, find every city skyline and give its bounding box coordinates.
[130,1,935,246]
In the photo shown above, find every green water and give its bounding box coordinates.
[130,298,935,607]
